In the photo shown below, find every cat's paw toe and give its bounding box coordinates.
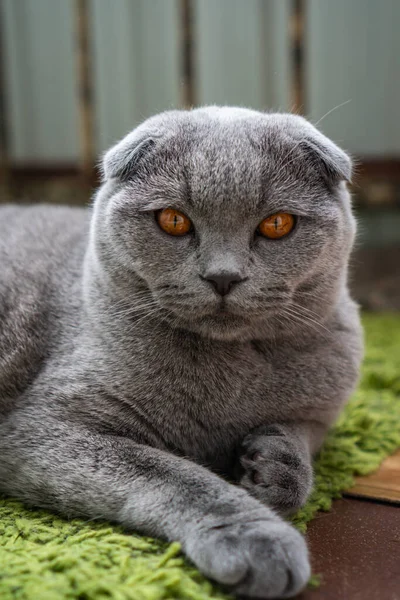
[239,427,313,514]
[189,518,310,598]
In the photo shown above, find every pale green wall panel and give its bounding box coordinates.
[90,0,142,154]
[194,0,291,111]
[307,0,400,156]
[91,0,181,153]
[2,0,78,163]
[194,0,267,108]
[1,0,399,162]
[1,0,181,161]
[261,0,291,112]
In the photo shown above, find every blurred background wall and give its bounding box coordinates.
[2,0,400,159]
[0,0,399,308]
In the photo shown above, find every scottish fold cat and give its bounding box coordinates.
[0,107,363,598]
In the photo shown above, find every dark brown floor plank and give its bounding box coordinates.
[298,498,400,600]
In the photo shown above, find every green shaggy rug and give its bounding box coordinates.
[1,314,400,600]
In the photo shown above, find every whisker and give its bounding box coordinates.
[272,100,351,181]
[314,99,351,127]
[280,309,319,337]
[284,303,327,328]
[289,301,326,321]
[105,300,160,318]
[281,305,331,338]
[124,309,162,334]
[160,293,196,300]
[105,308,158,321]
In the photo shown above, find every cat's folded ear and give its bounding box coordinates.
[281,115,352,185]
[300,132,352,185]
[101,132,158,182]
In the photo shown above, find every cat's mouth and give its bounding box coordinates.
[158,294,255,330]
[216,302,230,316]
[210,301,248,323]
[158,298,258,340]
[213,299,246,319]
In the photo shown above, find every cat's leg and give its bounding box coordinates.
[235,421,328,514]
[0,408,310,599]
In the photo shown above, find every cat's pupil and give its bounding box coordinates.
[174,215,177,228]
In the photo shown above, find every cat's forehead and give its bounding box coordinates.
[182,132,264,214]
[142,123,319,219]
[120,108,344,222]
[132,139,263,222]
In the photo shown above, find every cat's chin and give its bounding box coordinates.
[170,313,270,342]
[156,303,285,342]
[155,307,249,341]
[188,321,254,342]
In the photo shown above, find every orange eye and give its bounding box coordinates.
[258,213,295,239]
[156,208,192,236]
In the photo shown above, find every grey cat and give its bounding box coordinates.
[0,107,363,599]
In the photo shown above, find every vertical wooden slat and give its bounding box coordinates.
[290,0,306,114]
[0,4,10,195]
[74,0,95,184]
[180,0,196,108]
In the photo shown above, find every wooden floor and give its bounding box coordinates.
[299,497,400,600]
[298,450,400,599]
[346,448,400,504]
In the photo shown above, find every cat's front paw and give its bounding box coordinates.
[188,515,310,598]
[238,425,313,514]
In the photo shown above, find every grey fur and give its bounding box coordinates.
[0,107,363,598]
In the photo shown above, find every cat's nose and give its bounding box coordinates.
[202,272,245,296]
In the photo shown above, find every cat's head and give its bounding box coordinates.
[91,107,355,342]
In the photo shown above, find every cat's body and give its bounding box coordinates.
[0,204,358,466]
[0,108,363,599]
